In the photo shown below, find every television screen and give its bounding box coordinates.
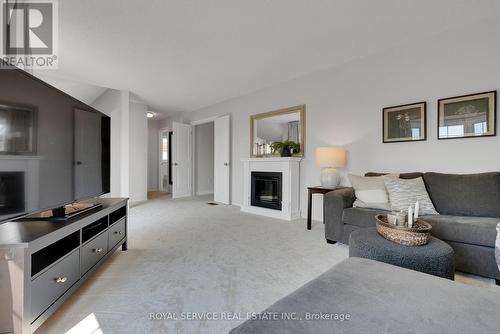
[0,67,110,222]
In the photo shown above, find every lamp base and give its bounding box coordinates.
[320,168,340,189]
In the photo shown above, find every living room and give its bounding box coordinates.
[0,1,499,333]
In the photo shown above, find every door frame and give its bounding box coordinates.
[168,131,173,185]
[190,115,231,203]
[158,127,171,192]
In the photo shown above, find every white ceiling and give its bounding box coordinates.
[35,73,107,105]
[34,0,500,115]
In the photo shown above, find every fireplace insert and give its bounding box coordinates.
[251,171,282,210]
[0,172,25,220]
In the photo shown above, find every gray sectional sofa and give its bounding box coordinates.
[324,172,500,283]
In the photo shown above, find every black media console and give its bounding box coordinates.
[0,198,128,334]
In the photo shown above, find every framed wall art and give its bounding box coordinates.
[383,102,426,143]
[438,91,496,140]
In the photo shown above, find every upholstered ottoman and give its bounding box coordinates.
[229,258,500,334]
[349,227,454,280]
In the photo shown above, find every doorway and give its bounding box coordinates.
[171,115,230,203]
[194,122,214,196]
[158,129,171,193]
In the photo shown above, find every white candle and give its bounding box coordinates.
[414,201,420,220]
[408,205,413,228]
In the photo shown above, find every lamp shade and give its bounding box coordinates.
[315,147,346,168]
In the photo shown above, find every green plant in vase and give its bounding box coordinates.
[270,140,301,157]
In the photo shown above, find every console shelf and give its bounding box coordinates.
[0,198,128,334]
[31,231,80,277]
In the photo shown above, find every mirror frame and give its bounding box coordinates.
[250,104,305,157]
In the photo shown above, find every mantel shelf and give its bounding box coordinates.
[241,157,303,162]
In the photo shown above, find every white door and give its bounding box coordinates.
[172,122,193,198]
[214,115,230,204]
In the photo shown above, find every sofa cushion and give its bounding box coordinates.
[423,172,500,217]
[422,215,499,248]
[342,207,387,228]
[496,223,500,270]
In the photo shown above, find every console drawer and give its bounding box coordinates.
[109,218,126,249]
[81,231,108,275]
[30,249,80,322]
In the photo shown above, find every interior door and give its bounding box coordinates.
[172,122,193,198]
[74,108,102,200]
[214,115,230,204]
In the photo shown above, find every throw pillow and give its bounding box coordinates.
[496,223,500,271]
[348,174,394,210]
[383,176,439,215]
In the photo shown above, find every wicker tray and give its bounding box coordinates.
[375,214,432,246]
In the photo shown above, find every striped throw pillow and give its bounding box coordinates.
[383,176,438,215]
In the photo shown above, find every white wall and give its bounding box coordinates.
[148,119,160,191]
[182,20,500,221]
[92,89,129,197]
[92,90,148,203]
[129,102,148,202]
[158,111,188,132]
[195,122,215,195]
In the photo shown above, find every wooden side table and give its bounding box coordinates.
[307,186,335,230]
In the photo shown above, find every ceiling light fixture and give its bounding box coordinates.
[147,112,155,118]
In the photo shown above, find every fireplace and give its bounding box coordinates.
[251,171,282,211]
[242,158,301,220]
[0,172,25,217]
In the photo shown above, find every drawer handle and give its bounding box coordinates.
[55,277,67,283]
[94,248,103,253]
[114,231,123,235]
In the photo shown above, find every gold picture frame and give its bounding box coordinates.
[250,105,305,157]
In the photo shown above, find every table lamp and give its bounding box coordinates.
[315,147,346,188]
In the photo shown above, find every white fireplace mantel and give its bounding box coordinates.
[241,157,302,221]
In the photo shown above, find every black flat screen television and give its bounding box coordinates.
[0,65,110,222]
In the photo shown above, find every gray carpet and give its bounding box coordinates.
[36,195,498,334]
[36,195,348,333]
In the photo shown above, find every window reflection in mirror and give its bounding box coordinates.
[250,105,305,157]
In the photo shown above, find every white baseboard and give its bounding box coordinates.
[196,191,213,196]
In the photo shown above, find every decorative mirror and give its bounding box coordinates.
[250,105,305,157]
